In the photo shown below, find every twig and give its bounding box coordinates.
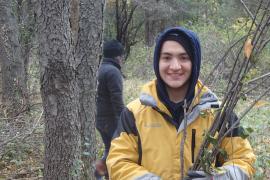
[238,87,270,120]
[239,0,258,26]
[258,37,270,52]
[21,110,44,141]
[192,0,270,170]
[222,86,270,139]
[12,102,43,118]
[224,0,264,93]
[0,134,20,149]
[245,72,270,84]
[180,100,188,180]
[243,78,266,95]
[0,110,43,148]
[188,34,249,114]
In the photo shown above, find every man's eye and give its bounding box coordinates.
[162,56,170,60]
[181,56,190,61]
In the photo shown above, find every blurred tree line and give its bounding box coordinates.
[104,0,259,55]
[1,0,268,119]
[104,0,269,94]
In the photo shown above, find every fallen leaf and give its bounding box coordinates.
[244,38,253,59]
[254,100,268,108]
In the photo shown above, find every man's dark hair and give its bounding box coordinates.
[161,33,194,61]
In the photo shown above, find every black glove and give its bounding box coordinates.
[184,170,212,180]
[184,167,230,180]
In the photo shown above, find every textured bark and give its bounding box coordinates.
[0,0,26,116]
[75,0,105,179]
[38,0,104,179]
[17,0,38,108]
[38,0,81,179]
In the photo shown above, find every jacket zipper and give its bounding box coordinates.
[191,129,196,163]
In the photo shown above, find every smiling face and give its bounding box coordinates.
[159,40,192,99]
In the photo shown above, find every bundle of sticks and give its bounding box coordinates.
[180,0,270,176]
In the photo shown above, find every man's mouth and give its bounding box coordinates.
[168,73,184,79]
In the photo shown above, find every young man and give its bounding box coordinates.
[106,27,255,180]
[95,40,125,179]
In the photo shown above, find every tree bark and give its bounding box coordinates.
[75,0,105,179]
[38,0,105,179]
[0,0,26,116]
[38,0,81,178]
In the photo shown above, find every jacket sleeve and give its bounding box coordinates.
[219,113,256,179]
[106,108,161,180]
[106,68,125,117]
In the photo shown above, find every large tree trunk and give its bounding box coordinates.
[0,0,27,116]
[38,0,105,179]
[75,0,105,179]
[38,0,81,178]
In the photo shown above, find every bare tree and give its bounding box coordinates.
[106,0,179,56]
[115,0,140,57]
[143,0,169,46]
[38,0,105,179]
[106,0,144,58]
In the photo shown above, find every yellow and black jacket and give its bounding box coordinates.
[106,80,255,180]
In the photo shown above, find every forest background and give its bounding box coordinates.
[0,0,269,179]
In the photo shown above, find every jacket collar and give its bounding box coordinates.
[103,58,121,70]
[139,80,220,132]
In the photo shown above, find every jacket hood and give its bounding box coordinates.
[153,27,201,114]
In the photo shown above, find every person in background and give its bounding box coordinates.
[106,27,255,180]
[95,40,125,179]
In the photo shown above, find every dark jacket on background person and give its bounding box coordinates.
[96,57,124,134]
[95,39,124,180]
[94,40,125,179]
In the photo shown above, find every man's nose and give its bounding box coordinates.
[170,58,181,70]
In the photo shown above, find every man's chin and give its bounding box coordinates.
[165,81,190,90]
[167,83,185,89]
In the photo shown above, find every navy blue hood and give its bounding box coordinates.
[153,27,201,125]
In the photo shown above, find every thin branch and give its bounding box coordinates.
[258,37,270,52]
[238,87,270,120]
[0,110,43,148]
[222,86,270,139]
[180,100,188,180]
[245,72,270,84]
[188,34,249,115]
[239,0,258,26]
[192,0,269,170]
[243,78,266,95]
[122,3,138,35]
[21,110,44,141]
